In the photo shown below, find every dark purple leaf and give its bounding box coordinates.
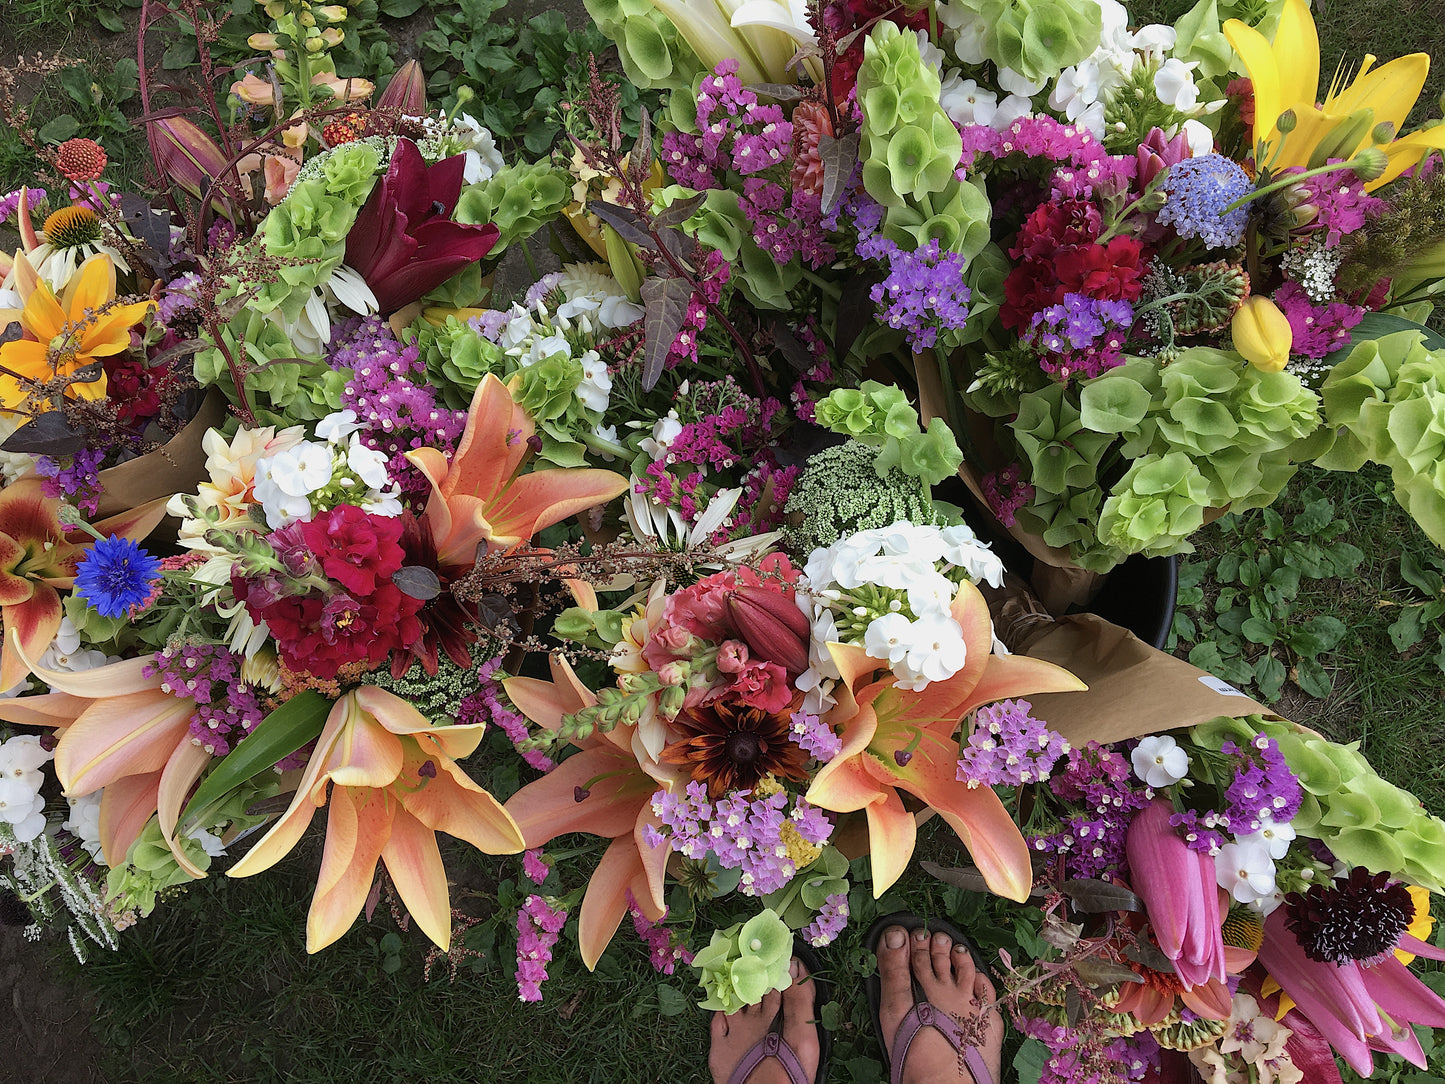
[920,861,989,893]
[1123,942,1176,973]
[835,271,881,361]
[0,413,86,457]
[1073,958,1146,988]
[392,565,442,600]
[588,200,659,252]
[1065,986,1083,1026]
[144,337,205,371]
[652,192,707,231]
[745,82,807,101]
[769,319,814,373]
[1060,879,1143,913]
[640,275,694,391]
[631,106,653,181]
[474,592,517,632]
[819,131,859,216]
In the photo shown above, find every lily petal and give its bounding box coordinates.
[863,787,917,896]
[55,689,195,797]
[381,805,453,950]
[156,739,215,880]
[577,834,649,969]
[97,770,163,866]
[306,785,393,953]
[505,744,651,845]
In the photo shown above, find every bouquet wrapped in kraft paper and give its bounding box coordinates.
[984,578,1272,745]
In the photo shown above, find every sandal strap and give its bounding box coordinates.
[888,1002,995,1084]
[727,1023,811,1084]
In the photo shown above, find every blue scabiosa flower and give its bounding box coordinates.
[1158,154,1253,249]
[74,536,162,618]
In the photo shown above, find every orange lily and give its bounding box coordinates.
[0,253,153,411]
[806,581,1085,901]
[502,654,690,968]
[227,685,524,953]
[0,640,207,872]
[406,374,629,565]
[0,479,168,692]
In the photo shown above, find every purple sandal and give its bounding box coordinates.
[864,912,998,1084]
[723,944,831,1084]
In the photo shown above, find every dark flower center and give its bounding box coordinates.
[726,731,763,764]
[1283,866,1415,964]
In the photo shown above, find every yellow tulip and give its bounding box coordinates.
[1232,296,1293,373]
[1224,0,1445,190]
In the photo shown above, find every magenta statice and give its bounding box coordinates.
[514,895,568,1002]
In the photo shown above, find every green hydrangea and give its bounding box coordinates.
[783,440,949,554]
[692,909,794,1012]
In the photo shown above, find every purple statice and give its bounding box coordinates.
[1024,293,1133,380]
[648,782,833,896]
[145,643,268,756]
[626,890,694,974]
[35,446,105,515]
[1169,807,1228,855]
[467,310,509,342]
[1157,154,1252,249]
[155,272,203,327]
[958,699,1069,787]
[1273,280,1363,358]
[514,894,567,1002]
[799,892,850,948]
[1220,734,1302,833]
[0,188,23,225]
[329,316,467,495]
[1032,742,1150,879]
[457,657,554,773]
[862,238,972,351]
[788,710,842,762]
[981,462,1035,528]
[522,848,551,885]
[523,272,566,308]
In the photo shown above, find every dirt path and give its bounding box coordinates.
[1,914,108,1084]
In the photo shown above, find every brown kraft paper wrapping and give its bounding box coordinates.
[94,390,228,518]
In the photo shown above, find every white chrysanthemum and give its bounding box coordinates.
[557,263,643,328]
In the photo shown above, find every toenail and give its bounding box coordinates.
[790,958,801,980]
[913,928,930,942]
[954,945,969,954]
[886,928,906,948]
[933,932,950,948]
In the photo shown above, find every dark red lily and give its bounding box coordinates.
[344,139,499,314]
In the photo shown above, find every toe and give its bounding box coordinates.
[877,926,913,987]
[930,931,955,983]
[908,925,933,983]
[781,958,821,1080]
[756,987,783,1020]
[711,1010,730,1042]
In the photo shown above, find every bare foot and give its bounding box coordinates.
[709,958,821,1084]
[876,925,1004,1084]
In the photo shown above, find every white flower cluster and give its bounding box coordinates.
[1044,0,1216,151]
[251,410,401,528]
[0,735,53,843]
[802,521,1005,693]
[62,792,105,865]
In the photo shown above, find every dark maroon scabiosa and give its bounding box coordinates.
[1283,866,1416,964]
[344,138,499,314]
[660,696,809,798]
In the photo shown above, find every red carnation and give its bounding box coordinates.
[299,504,404,596]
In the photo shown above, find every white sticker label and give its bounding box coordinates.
[1199,674,1249,698]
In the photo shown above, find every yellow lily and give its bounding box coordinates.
[406,374,629,564]
[0,253,152,412]
[1224,0,1445,189]
[806,581,1085,901]
[501,654,690,968]
[227,686,524,953]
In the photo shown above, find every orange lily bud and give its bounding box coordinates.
[1232,295,1293,372]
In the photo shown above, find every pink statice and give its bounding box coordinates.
[626,890,694,974]
[800,892,850,947]
[514,895,568,1002]
[522,849,551,885]
[958,699,1069,787]
[1293,167,1386,248]
[1273,280,1363,358]
[457,657,555,772]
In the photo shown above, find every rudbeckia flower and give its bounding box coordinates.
[0,253,152,412]
[1224,0,1445,189]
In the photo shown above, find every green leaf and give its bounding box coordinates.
[38,114,80,143]
[656,984,687,1017]
[1217,606,1248,635]
[97,9,126,31]
[1241,616,1277,645]
[1254,654,1286,701]
[1389,605,1427,653]
[1013,1039,1049,1084]
[379,0,423,13]
[1171,612,1198,642]
[1325,541,1365,575]
[1178,560,1206,589]
[1262,508,1285,540]
[179,690,332,826]
[161,37,198,68]
[1294,497,1334,536]
[1294,657,1332,699]
[1188,641,1226,674]
[1216,553,1240,582]
[1290,615,1346,656]
[1328,310,1445,357]
[1401,550,1443,596]
[1238,558,1260,588]
[1268,565,1301,598]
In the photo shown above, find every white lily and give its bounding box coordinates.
[648,0,818,85]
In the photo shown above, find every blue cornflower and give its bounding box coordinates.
[1157,154,1253,249]
[74,536,162,618]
